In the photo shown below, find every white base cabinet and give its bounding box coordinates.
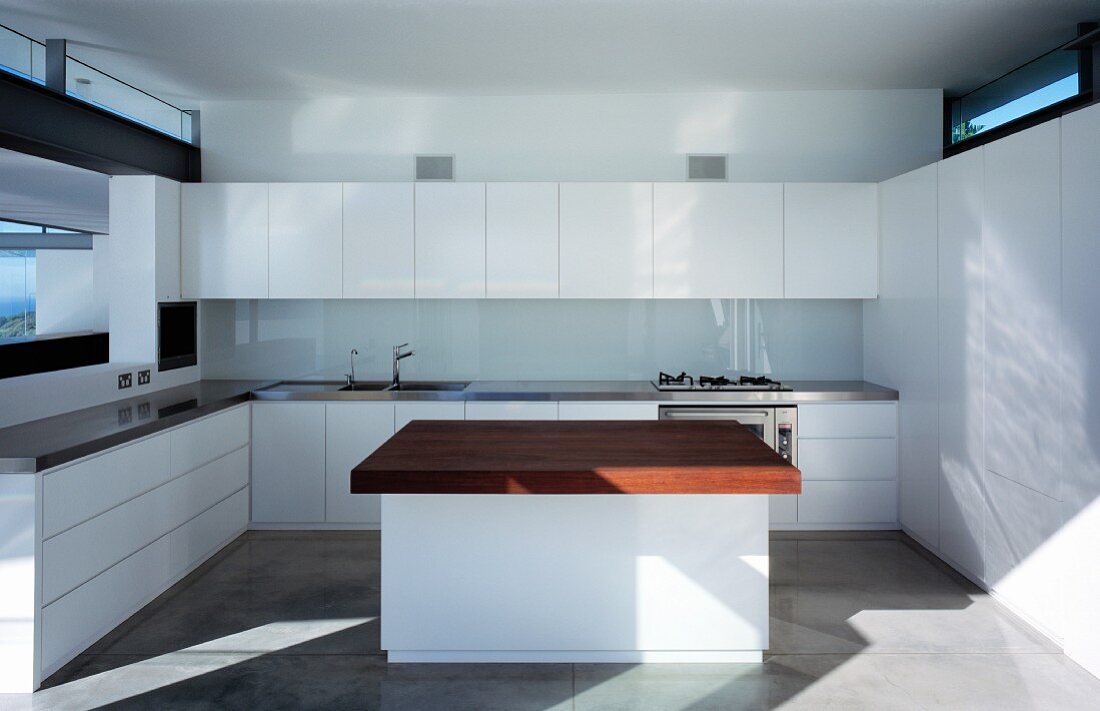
[251,403,326,524]
[30,405,252,689]
[325,403,396,525]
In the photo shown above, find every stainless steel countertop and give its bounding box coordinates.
[251,379,899,403]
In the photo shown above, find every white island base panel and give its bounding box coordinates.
[381,494,769,663]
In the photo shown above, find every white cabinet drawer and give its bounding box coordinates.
[41,536,170,672]
[798,403,897,438]
[798,438,897,481]
[42,446,249,604]
[464,402,559,420]
[558,402,658,420]
[394,401,466,432]
[798,481,898,524]
[168,488,248,574]
[170,405,250,477]
[42,434,171,539]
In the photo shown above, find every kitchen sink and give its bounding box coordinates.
[339,381,469,392]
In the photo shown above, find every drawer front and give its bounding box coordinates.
[797,438,897,481]
[42,434,171,539]
[464,402,559,420]
[41,536,170,672]
[43,446,249,604]
[798,481,898,524]
[170,405,250,477]
[798,403,897,438]
[168,488,248,575]
[394,401,466,432]
[557,402,658,420]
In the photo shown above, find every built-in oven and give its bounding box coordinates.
[658,406,797,465]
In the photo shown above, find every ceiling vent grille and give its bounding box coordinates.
[687,154,728,181]
[415,155,455,181]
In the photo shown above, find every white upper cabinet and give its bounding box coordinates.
[486,183,559,298]
[181,183,269,299]
[268,183,342,299]
[653,183,783,298]
[559,183,653,298]
[343,183,414,298]
[783,183,878,298]
[414,183,486,298]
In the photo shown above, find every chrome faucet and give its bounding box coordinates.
[391,343,415,389]
[346,348,359,386]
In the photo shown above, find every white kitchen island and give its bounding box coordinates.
[352,420,800,663]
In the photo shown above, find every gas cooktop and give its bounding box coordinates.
[651,371,791,392]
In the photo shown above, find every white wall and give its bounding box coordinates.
[34,249,96,335]
[867,101,1100,679]
[199,90,942,183]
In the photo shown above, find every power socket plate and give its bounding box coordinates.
[118,372,132,389]
[138,369,151,386]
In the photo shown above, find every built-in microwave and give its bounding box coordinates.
[658,405,797,465]
[157,301,197,371]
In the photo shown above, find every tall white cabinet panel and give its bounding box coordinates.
[783,183,878,298]
[486,183,559,298]
[326,403,395,525]
[343,183,414,298]
[394,401,466,432]
[268,183,342,298]
[181,183,269,299]
[653,183,783,298]
[937,148,986,579]
[251,403,326,523]
[982,120,1062,500]
[414,183,486,298]
[872,164,940,546]
[559,183,653,298]
[1060,102,1100,679]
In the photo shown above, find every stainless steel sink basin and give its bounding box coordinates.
[339,381,469,392]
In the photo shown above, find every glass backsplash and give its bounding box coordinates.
[200,299,863,382]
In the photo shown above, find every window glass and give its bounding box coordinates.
[0,249,36,340]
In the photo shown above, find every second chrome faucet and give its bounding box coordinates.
[391,343,415,389]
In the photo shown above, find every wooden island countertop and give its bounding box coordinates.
[351,420,801,495]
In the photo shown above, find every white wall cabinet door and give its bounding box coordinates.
[1060,102,1100,680]
[251,403,326,523]
[181,183,269,299]
[653,183,783,298]
[414,183,486,298]
[343,183,414,298]
[783,183,878,298]
[559,183,653,298]
[268,183,342,298]
[394,401,466,432]
[937,148,986,580]
[326,402,395,525]
[982,120,1062,501]
[486,183,559,298]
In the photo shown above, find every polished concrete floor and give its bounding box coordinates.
[4,530,1099,710]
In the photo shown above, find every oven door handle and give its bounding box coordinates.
[661,409,771,421]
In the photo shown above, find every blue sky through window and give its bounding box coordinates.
[965,74,1079,135]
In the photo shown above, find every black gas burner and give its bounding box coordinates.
[653,372,789,392]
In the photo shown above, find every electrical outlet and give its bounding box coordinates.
[118,372,132,389]
[138,369,151,386]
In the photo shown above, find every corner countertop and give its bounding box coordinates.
[0,377,897,475]
[0,380,273,474]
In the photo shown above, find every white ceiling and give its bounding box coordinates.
[0,0,1094,105]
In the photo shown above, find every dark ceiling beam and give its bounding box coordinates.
[0,71,200,182]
